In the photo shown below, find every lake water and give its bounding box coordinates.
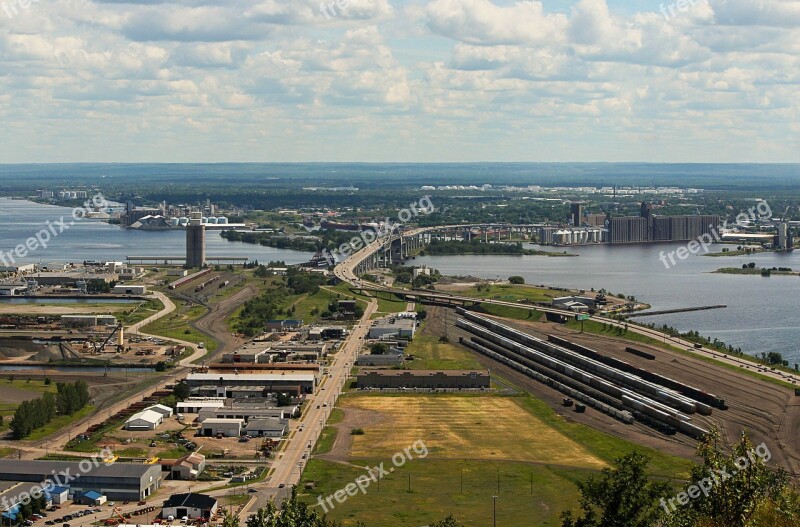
[0,198,314,266]
[415,243,800,362]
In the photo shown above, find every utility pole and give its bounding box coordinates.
[492,495,498,527]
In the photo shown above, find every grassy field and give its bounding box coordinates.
[300,393,692,527]
[314,408,344,456]
[344,395,605,468]
[446,284,570,304]
[140,299,216,352]
[477,303,544,321]
[403,327,483,370]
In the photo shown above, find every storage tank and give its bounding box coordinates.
[169,217,180,226]
[217,217,228,225]
[207,217,218,224]
[179,217,190,226]
[201,217,209,224]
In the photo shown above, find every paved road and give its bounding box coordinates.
[238,239,380,516]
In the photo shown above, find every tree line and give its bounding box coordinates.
[9,381,91,439]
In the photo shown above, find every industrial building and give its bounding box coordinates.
[368,317,417,339]
[176,399,225,414]
[609,203,720,245]
[170,453,206,481]
[125,409,165,431]
[245,418,288,438]
[113,284,147,295]
[185,371,317,394]
[162,493,218,521]
[0,460,161,501]
[358,370,490,389]
[777,222,794,250]
[186,211,206,269]
[199,418,244,437]
[356,347,405,367]
[147,404,174,418]
[197,406,296,422]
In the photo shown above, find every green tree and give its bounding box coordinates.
[245,487,337,527]
[431,515,463,527]
[561,451,670,527]
[666,430,792,527]
[369,343,389,355]
[173,381,191,400]
[509,275,525,284]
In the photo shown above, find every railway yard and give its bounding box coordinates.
[445,306,800,474]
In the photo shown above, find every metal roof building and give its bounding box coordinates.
[0,460,161,501]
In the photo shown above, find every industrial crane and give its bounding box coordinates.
[90,323,125,354]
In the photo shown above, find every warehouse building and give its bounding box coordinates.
[125,409,164,431]
[176,399,226,414]
[368,317,417,339]
[185,372,317,394]
[162,493,218,521]
[0,460,161,501]
[113,284,147,295]
[245,418,288,438]
[356,347,405,367]
[197,406,297,423]
[358,370,490,390]
[146,404,174,418]
[200,418,243,437]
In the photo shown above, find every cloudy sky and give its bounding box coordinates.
[0,0,798,163]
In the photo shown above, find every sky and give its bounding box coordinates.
[0,0,798,163]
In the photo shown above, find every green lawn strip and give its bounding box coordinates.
[140,299,216,352]
[454,284,568,303]
[477,303,543,321]
[402,325,482,370]
[0,379,58,394]
[314,409,344,456]
[300,458,587,527]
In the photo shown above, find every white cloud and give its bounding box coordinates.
[0,0,795,162]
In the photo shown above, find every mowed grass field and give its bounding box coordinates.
[300,393,693,527]
[403,331,483,370]
[345,395,604,468]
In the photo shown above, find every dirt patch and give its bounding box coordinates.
[319,407,387,463]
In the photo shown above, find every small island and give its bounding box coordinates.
[714,262,799,276]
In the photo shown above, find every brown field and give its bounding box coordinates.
[341,395,606,469]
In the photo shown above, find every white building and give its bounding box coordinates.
[200,418,243,437]
[145,404,174,418]
[176,400,226,414]
[124,409,164,431]
[113,284,147,295]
